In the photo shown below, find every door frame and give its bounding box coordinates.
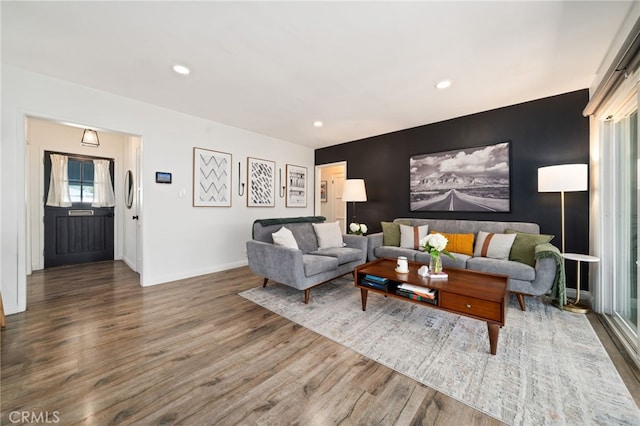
[122,145,142,273]
[315,161,347,230]
[23,114,143,287]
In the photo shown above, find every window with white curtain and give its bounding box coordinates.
[46,153,115,207]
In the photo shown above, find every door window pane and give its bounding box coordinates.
[67,159,95,204]
[68,159,83,203]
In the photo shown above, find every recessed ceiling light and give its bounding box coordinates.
[172,64,190,75]
[435,80,452,89]
[313,121,323,128]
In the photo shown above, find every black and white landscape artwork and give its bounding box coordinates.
[410,142,510,212]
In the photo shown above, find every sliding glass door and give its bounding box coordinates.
[612,110,639,344]
[601,89,640,365]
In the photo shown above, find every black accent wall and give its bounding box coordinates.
[315,89,590,290]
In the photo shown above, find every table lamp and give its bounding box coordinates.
[538,164,588,253]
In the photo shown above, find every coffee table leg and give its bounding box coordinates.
[360,288,368,311]
[487,323,499,355]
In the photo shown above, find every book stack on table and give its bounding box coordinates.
[396,283,437,304]
[360,274,389,291]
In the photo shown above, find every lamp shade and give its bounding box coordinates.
[538,164,588,192]
[81,129,100,147]
[342,179,367,202]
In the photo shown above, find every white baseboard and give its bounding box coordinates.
[141,259,249,287]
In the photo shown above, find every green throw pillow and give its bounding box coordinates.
[506,229,554,267]
[381,220,411,247]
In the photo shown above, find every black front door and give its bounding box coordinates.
[44,151,115,268]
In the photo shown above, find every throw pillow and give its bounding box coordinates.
[505,229,554,267]
[381,222,400,246]
[381,220,412,246]
[474,231,517,260]
[399,224,429,250]
[430,231,474,256]
[272,226,299,250]
[312,222,344,249]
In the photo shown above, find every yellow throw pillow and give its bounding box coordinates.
[430,231,474,256]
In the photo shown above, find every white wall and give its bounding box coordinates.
[1,65,314,315]
[589,1,640,96]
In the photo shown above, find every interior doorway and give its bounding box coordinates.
[315,162,347,232]
[26,117,141,278]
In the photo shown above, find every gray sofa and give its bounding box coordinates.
[246,217,368,303]
[367,218,565,310]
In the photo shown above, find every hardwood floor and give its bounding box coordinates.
[587,314,640,408]
[1,261,638,425]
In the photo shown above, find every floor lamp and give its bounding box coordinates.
[342,179,367,224]
[538,164,590,313]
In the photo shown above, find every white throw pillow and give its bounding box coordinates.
[272,226,299,249]
[399,224,429,250]
[312,222,344,249]
[474,231,517,260]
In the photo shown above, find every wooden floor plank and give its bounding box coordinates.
[2,261,637,425]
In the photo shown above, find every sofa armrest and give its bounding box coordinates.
[246,240,306,285]
[343,234,368,263]
[529,257,558,294]
[529,242,561,296]
[366,232,383,261]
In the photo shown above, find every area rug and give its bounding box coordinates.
[239,278,640,425]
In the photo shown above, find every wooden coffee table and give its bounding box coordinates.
[355,258,508,355]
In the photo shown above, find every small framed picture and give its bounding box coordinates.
[320,180,328,202]
[285,164,307,207]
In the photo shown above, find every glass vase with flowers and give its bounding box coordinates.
[420,233,455,274]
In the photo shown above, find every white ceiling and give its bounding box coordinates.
[2,1,635,149]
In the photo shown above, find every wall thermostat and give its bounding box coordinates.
[155,172,172,184]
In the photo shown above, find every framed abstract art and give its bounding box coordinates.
[247,157,275,207]
[285,164,307,207]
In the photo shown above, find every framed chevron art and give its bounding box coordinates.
[193,147,232,207]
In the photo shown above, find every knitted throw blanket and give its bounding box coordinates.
[535,243,567,310]
[254,216,326,227]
